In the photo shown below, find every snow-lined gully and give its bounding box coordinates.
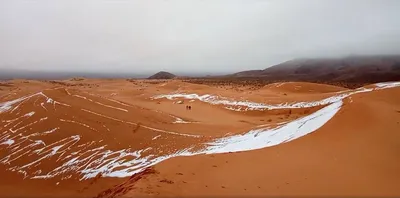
[0,82,399,182]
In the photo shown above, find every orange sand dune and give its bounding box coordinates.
[0,79,399,197]
[122,87,400,197]
[243,82,350,105]
[262,81,348,94]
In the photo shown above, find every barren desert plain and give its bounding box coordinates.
[0,78,400,197]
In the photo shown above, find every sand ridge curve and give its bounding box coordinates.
[1,81,399,183]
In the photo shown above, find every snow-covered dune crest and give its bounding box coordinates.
[201,100,342,154]
[102,100,342,178]
[152,82,400,111]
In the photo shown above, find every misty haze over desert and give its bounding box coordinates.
[1,0,400,197]
[1,0,400,74]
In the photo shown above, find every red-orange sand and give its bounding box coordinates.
[0,79,399,197]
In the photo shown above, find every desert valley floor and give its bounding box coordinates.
[0,78,400,197]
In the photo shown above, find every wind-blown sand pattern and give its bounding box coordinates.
[0,90,204,180]
[0,80,400,197]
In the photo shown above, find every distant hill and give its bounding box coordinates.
[148,71,176,79]
[228,55,400,84]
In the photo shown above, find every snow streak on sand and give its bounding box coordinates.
[1,82,399,180]
[81,109,199,137]
[60,119,99,132]
[153,82,398,111]
[83,91,134,108]
[100,100,343,178]
[72,94,128,112]
[170,115,191,124]
[202,101,341,153]
[1,139,14,146]
[150,110,192,124]
[152,91,355,111]
[152,135,161,140]
[0,92,70,113]
[375,81,400,89]
[173,117,190,124]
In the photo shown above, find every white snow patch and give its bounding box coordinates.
[152,135,161,140]
[374,82,400,89]
[1,139,15,146]
[169,114,191,124]
[173,117,190,124]
[173,100,184,104]
[25,112,35,117]
[202,101,342,154]
[0,93,36,113]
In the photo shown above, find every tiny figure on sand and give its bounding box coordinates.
[132,122,141,134]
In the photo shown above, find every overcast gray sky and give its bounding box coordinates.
[1,0,400,74]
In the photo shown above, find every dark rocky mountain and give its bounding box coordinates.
[148,71,176,79]
[229,55,400,84]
